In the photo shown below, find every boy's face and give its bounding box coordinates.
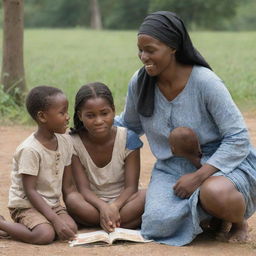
[42,93,70,134]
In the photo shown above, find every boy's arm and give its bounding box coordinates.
[22,174,75,240]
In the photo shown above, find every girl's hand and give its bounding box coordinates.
[99,204,120,233]
[108,203,121,228]
[173,172,202,199]
[52,216,76,241]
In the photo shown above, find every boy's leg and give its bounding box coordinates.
[0,216,10,238]
[64,191,100,227]
[119,189,146,229]
[0,209,55,244]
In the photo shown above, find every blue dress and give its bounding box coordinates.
[116,65,256,246]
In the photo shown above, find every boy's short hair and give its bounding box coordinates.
[26,85,63,120]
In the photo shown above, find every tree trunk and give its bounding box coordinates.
[1,0,26,104]
[90,0,102,30]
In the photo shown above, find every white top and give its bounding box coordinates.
[8,133,73,208]
[71,127,133,201]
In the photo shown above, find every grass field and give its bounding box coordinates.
[0,29,255,122]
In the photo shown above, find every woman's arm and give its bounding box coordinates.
[115,71,144,135]
[174,76,250,198]
[22,174,75,240]
[202,77,250,173]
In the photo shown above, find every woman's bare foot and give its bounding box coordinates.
[227,220,249,243]
[0,215,10,238]
[215,221,232,242]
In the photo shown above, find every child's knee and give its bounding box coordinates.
[32,224,55,245]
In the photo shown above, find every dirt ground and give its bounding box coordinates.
[1,112,256,255]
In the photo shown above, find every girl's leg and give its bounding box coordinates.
[0,216,55,244]
[199,176,248,242]
[119,189,146,229]
[64,191,100,227]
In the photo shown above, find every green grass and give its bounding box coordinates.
[0,29,255,123]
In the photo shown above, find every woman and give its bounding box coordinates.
[116,11,256,246]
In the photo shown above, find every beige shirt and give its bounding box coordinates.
[8,133,73,208]
[71,127,132,201]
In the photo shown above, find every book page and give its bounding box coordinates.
[109,228,152,244]
[69,230,110,247]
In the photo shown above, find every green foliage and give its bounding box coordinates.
[19,0,256,30]
[100,0,150,29]
[149,0,240,30]
[24,0,90,28]
[0,85,27,123]
[224,0,256,30]
[0,29,255,123]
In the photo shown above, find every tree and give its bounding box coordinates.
[90,0,102,29]
[1,0,26,104]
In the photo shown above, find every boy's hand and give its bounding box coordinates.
[52,216,76,241]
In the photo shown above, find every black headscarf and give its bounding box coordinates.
[137,11,211,117]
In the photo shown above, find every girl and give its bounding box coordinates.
[115,11,256,246]
[64,82,145,233]
[0,86,77,244]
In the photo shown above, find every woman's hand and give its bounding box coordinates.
[173,172,202,199]
[99,203,120,233]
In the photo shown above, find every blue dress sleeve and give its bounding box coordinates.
[126,129,143,150]
[202,78,250,173]
[115,71,144,136]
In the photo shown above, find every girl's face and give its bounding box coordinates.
[137,34,176,77]
[42,93,70,134]
[78,97,115,138]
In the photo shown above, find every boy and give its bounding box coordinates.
[0,86,77,244]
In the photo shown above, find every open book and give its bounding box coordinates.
[69,228,152,246]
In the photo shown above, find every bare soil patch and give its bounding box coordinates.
[1,113,256,255]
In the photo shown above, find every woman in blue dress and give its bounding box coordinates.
[116,11,256,246]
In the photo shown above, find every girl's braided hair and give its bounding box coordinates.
[70,82,115,134]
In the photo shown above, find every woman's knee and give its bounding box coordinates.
[200,176,245,221]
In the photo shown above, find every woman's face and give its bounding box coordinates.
[137,34,176,77]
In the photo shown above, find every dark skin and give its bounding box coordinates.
[0,93,77,244]
[138,34,248,242]
[64,97,145,233]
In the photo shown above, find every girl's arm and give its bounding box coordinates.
[62,164,77,199]
[71,155,108,211]
[22,174,76,240]
[72,155,117,232]
[110,149,140,210]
